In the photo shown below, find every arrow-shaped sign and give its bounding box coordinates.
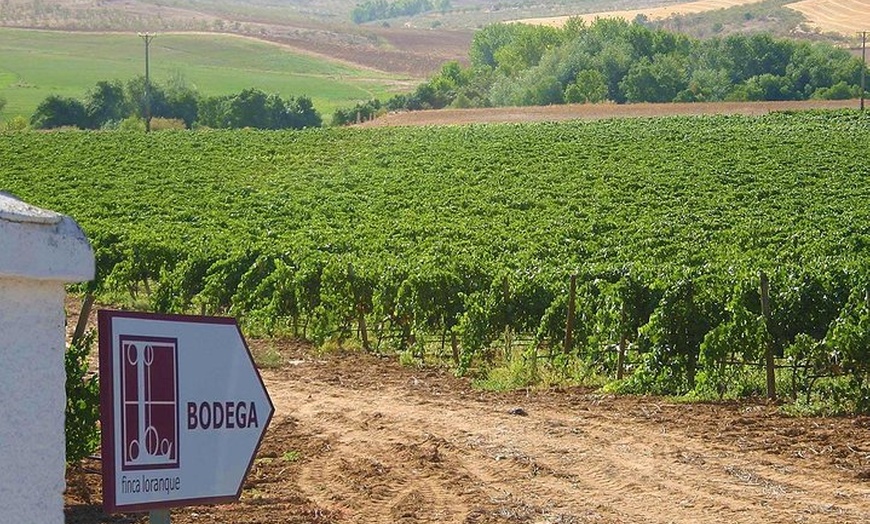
[98,310,274,513]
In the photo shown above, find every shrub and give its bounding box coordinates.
[66,331,100,463]
[151,117,188,131]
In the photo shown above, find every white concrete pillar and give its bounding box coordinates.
[0,193,94,523]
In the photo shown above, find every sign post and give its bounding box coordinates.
[98,310,274,516]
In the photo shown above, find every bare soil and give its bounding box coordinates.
[359,99,862,127]
[785,0,870,36]
[513,0,762,27]
[65,334,870,524]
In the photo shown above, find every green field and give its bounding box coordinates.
[2,111,869,408]
[0,28,413,122]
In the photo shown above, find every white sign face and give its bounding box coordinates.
[98,310,274,513]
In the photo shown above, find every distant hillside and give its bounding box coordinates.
[784,0,870,35]
[1,0,858,81]
[0,29,412,122]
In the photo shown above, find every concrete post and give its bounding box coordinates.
[0,193,94,523]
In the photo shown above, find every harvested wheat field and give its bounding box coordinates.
[359,99,861,127]
[785,0,870,36]
[514,0,764,27]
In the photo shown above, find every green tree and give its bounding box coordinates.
[491,24,563,77]
[620,54,687,103]
[812,81,858,100]
[285,95,322,129]
[199,89,321,129]
[675,68,731,102]
[126,76,168,122]
[164,73,201,128]
[84,80,128,129]
[31,95,87,129]
[595,40,634,104]
[469,23,517,69]
[742,74,794,101]
[525,75,563,106]
[565,69,607,103]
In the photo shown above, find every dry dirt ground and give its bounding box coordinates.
[513,0,762,27]
[784,0,870,35]
[65,334,870,524]
[359,99,862,127]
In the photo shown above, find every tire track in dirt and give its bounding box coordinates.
[290,403,481,523]
[262,357,870,524]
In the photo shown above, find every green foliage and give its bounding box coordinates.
[630,278,717,394]
[5,112,870,411]
[620,54,688,103]
[697,287,767,398]
[0,29,405,122]
[31,95,87,129]
[85,80,129,129]
[199,88,321,129]
[3,115,28,131]
[33,81,319,130]
[351,0,447,24]
[332,99,383,126]
[66,332,100,464]
[564,69,607,104]
[826,287,870,412]
[117,115,146,132]
[341,18,867,119]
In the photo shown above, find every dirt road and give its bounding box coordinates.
[66,342,870,524]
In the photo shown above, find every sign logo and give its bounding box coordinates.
[120,336,179,471]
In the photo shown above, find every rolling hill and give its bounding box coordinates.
[0,28,413,122]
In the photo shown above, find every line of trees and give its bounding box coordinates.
[29,77,321,130]
[335,17,866,122]
[351,0,450,24]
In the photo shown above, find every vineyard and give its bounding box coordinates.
[4,110,870,411]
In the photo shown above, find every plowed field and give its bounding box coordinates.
[359,99,860,127]
[66,339,870,524]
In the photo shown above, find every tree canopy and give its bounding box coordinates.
[351,0,450,24]
[30,79,321,131]
[335,18,866,121]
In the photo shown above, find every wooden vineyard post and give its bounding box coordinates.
[503,276,512,358]
[759,271,776,401]
[358,306,370,352]
[71,290,95,348]
[349,263,370,352]
[617,336,627,380]
[564,274,577,353]
[616,300,627,380]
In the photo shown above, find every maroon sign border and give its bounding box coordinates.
[99,309,275,513]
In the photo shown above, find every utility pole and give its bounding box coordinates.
[138,32,156,132]
[861,31,867,112]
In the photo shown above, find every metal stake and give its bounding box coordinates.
[150,509,171,524]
